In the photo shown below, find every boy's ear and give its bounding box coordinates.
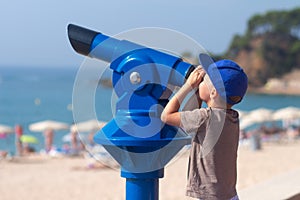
[210,88,218,99]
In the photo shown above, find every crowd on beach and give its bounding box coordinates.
[238,111,300,150]
[0,122,120,169]
[0,124,94,159]
[1,108,300,161]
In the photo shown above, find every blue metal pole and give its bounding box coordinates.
[121,169,163,200]
[126,178,159,200]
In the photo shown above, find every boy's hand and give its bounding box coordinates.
[161,66,205,127]
[186,66,206,89]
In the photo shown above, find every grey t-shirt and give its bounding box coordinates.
[181,107,239,200]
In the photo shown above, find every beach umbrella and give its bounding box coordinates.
[240,117,257,130]
[29,120,69,132]
[0,124,13,134]
[272,106,300,120]
[236,110,248,119]
[70,119,106,133]
[20,135,39,144]
[239,108,273,130]
[244,108,274,123]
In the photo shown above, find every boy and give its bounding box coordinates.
[161,53,248,200]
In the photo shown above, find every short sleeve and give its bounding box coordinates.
[180,108,209,133]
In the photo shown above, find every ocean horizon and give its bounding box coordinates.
[1,66,300,154]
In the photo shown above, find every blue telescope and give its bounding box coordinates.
[68,24,194,200]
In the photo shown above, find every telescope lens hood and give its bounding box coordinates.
[67,24,99,56]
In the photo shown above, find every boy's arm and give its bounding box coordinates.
[182,89,202,111]
[161,67,205,127]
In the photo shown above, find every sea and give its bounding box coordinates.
[1,66,300,154]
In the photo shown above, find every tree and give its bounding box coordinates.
[225,7,300,86]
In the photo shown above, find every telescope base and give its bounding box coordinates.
[126,178,159,200]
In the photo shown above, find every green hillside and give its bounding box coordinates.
[222,7,300,87]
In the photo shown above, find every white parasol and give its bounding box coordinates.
[272,106,300,121]
[245,108,273,123]
[29,120,69,132]
[240,117,257,130]
[239,108,274,130]
[0,124,14,134]
[71,119,106,133]
[236,109,248,119]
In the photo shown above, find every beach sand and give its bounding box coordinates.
[1,141,300,200]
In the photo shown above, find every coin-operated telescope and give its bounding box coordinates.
[67,24,195,200]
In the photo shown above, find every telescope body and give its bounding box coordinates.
[68,24,192,200]
[68,24,194,91]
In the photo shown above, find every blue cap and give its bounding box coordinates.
[199,53,248,105]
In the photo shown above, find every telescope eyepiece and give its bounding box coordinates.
[67,24,99,56]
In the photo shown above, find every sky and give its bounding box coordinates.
[0,0,299,68]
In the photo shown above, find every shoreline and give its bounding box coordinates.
[248,87,300,96]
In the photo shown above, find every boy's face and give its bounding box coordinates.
[198,74,212,102]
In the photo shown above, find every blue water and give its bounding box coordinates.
[0,66,300,154]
